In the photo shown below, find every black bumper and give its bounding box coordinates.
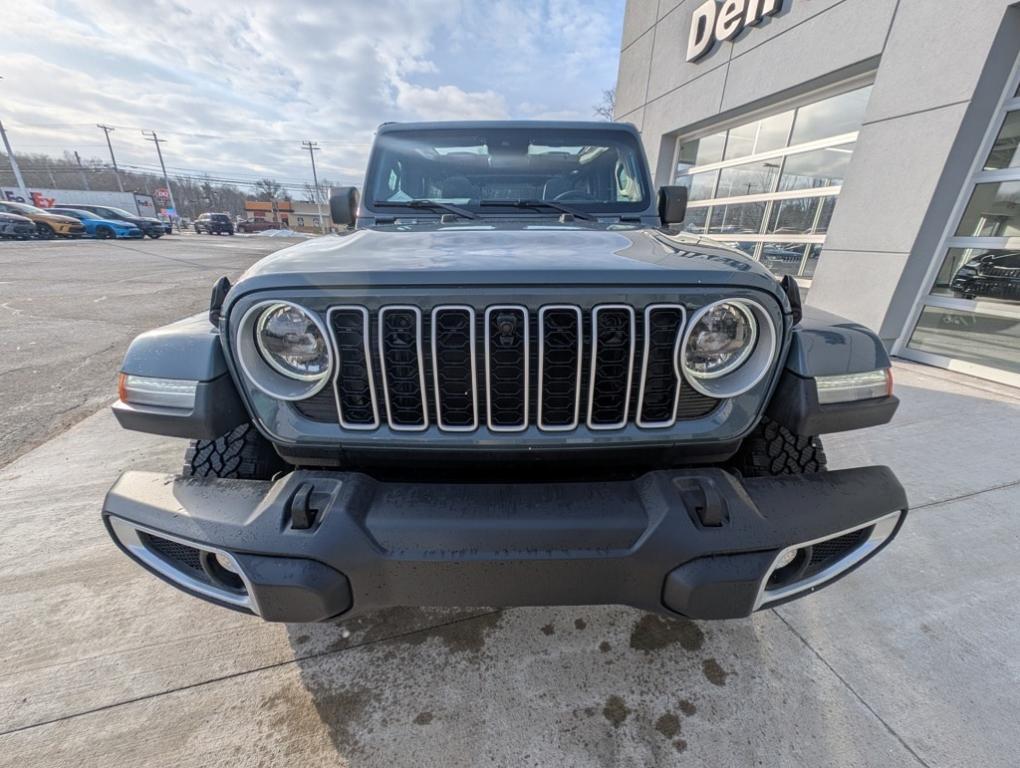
[102,466,907,623]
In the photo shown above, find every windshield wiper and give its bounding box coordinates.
[372,199,477,220]
[479,199,596,221]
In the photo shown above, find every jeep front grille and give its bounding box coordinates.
[306,303,719,433]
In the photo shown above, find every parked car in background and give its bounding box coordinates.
[950,250,1020,302]
[50,208,144,239]
[0,201,86,239]
[236,218,281,233]
[194,212,235,235]
[0,211,37,240]
[64,204,165,238]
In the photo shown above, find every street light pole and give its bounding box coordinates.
[97,124,124,192]
[143,130,178,230]
[301,140,326,234]
[0,77,29,201]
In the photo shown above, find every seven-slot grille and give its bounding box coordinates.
[310,303,719,433]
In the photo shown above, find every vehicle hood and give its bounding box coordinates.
[37,211,81,224]
[237,224,782,294]
[0,212,33,224]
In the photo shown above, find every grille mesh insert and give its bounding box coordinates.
[330,309,376,427]
[433,308,476,429]
[380,308,426,428]
[486,307,528,430]
[589,307,634,427]
[540,308,581,429]
[139,532,207,580]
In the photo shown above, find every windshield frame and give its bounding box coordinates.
[361,125,653,220]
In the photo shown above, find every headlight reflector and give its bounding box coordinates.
[682,301,757,379]
[256,303,331,380]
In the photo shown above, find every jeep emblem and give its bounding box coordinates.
[686,0,783,62]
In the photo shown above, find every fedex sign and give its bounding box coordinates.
[687,0,785,62]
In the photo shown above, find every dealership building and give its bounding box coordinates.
[615,0,1020,385]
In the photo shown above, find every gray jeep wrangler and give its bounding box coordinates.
[103,121,906,623]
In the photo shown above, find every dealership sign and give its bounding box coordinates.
[687,0,784,62]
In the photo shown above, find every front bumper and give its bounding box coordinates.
[102,466,907,623]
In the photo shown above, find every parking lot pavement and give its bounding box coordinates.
[1,360,1018,767]
[0,235,305,469]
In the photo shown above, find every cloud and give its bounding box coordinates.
[0,0,625,188]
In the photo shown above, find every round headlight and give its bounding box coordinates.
[679,299,778,399]
[682,301,757,379]
[256,303,330,381]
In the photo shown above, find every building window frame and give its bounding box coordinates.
[894,54,1020,387]
[671,79,873,281]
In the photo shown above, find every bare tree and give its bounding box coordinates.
[593,89,616,121]
[254,177,286,201]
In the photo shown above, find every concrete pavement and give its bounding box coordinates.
[0,361,1018,767]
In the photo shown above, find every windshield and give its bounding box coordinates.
[54,209,97,219]
[101,207,137,218]
[365,127,650,216]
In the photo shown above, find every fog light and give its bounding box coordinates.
[214,552,240,574]
[774,548,798,569]
[118,373,198,410]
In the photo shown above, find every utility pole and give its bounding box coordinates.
[0,77,29,201]
[301,140,326,234]
[143,130,177,230]
[73,151,91,191]
[96,124,124,192]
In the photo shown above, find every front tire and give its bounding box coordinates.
[36,223,55,240]
[182,423,287,480]
[96,227,114,239]
[731,416,827,477]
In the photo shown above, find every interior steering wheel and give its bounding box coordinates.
[553,190,597,202]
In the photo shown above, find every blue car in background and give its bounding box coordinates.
[49,208,144,239]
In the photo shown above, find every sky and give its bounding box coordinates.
[0,0,625,191]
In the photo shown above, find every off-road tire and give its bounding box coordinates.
[182,423,287,480]
[732,416,827,477]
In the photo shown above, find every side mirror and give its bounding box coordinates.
[658,186,688,225]
[329,187,360,227]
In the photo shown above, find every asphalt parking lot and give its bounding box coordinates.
[1,237,1019,767]
[0,233,303,469]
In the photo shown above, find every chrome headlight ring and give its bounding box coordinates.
[679,299,778,399]
[235,300,333,401]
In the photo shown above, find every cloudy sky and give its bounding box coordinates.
[0,0,624,192]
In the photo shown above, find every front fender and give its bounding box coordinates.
[112,313,249,439]
[768,307,898,435]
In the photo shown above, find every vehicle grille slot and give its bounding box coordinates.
[431,306,478,431]
[485,306,529,431]
[138,532,207,580]
[538,306,582,431]
[587,305,636,430]
[637,305,687,427]
[328,307,379,429]
[378,306,428,430]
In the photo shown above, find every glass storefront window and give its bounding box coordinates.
[716,159,782,198]
[983,111,1020,170]
[779,144,855,191]
[766,196,836,235]
[673,83,871,279]
[676,132,726,171]
[718,241,759,259]
[759,243,807,277]
[790,87,872,145]
[932,248,1020,303]
[708,202,768,235]
[684,207,709,234]
[676,171,718,202]
[955,181,1020,237]
[723,110,794,161]
[907,306,1020,374]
